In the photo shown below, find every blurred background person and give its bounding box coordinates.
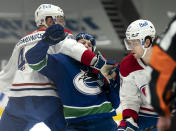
[143,15,176,131]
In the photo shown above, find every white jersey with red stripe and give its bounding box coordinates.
[119,54,158,118]
[9,28,57,97]
[0,28,96,97]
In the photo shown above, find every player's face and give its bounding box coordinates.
[45,17,55,27]
[128,39,144,59]
[56,16,65,27]
[78,39,93,51]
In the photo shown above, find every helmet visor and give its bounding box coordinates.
[124,38,132,50]
[124,38,141,50]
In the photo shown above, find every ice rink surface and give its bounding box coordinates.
[30,122,50,131]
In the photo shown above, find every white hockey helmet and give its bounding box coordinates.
[124,19,156,50]
[35,4,64,27]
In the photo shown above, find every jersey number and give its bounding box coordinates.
[18,47,25,70]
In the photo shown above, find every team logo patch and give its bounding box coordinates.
[73,70,103,95]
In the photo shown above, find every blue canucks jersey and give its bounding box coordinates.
[26,41,120,123]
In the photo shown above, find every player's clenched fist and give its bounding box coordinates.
[42,24,67,45]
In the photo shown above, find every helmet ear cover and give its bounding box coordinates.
[144,36,153,47]
[145,36,152,43]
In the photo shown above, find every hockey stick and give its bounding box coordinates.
[139,125,157,131]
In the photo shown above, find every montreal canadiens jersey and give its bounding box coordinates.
[9,29,58,97]
[119,54,158,118]
[25,40,118,122]
[6,28,72,97]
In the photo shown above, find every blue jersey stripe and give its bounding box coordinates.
[10,87,57,91]
[139,112,158,118]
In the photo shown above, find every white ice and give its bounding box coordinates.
[30,122,51,131]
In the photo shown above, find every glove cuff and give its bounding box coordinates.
[81,50,96,66]
[122,109,138,122]
[92,51,106,70]
[118,118,138,131]
[118,120,127,128]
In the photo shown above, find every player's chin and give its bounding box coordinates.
[132,52,136,56]
[133,54,139,59]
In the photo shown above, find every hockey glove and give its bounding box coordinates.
[42,24,67,46]
[117,117,138,131]
[92,51,106,70]
[92,51,118,86]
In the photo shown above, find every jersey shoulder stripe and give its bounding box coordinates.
[64,28,72,34]
[26,28,46,36]
[120,54,143,77]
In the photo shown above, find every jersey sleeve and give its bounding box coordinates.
[0,45,19,94]
[119,54,143,121]
[25,40,58,82]
[119,54,143,113]
[120,73,141,122]
[59,38,97,66]
[120,73,141,113]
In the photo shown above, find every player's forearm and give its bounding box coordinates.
[120,79,141,114]
[59,39,97,66]
[25,40,49,65]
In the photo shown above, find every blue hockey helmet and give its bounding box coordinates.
[76,32,96,52]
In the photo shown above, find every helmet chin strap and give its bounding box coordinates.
[141,45,152,58]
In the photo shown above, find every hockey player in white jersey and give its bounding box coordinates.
[0,4,71,131]
[117,19,159,131]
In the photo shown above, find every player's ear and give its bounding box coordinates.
[144,38,151,48]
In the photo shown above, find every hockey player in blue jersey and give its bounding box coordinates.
[25,24,120,131]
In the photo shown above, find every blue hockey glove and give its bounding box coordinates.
[117,117,138,131]
[93,51,118,87]
[42,24,67,45]
[92,51,106,70]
